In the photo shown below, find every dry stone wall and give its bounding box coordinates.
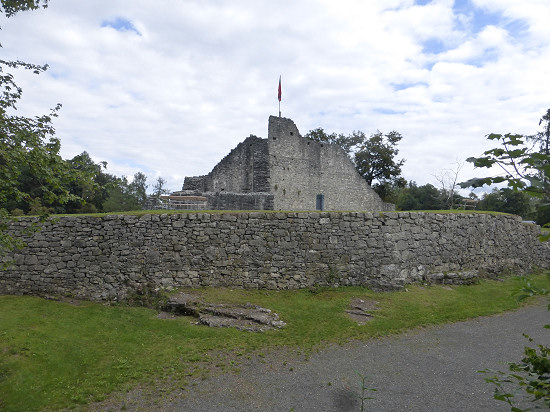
[1,212,548,301]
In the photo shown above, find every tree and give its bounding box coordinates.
[0,0,71,209]
[477,188,531,218]
[1,1,154,219]
[130,172,148,207]
[102,173,149,212]
[305,128,362,155]
[373,177,408,205]
[354,130,405,189]
[529,109,550,225]
[433,160,465,209]
[64,152,111,213]
[304,128,406,201]
[152,176,169,198]
[0,0,48,17]
[460,109,550,226]
[1,0,79,261]
[395,182,445,211]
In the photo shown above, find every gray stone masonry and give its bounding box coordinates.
[1,212,548,301]
[267,116,392,211]
[183,135,270,194]
[179,116,393,212]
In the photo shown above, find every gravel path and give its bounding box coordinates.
[93,303,549,411]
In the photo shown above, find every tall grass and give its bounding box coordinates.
[1,274,548,411]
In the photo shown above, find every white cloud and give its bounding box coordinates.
[1,0,549,196]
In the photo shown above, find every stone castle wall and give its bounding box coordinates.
[204,192,274,211]
[183,136,270,193]
[1,212,548,301]
[267,116,392,211]
[180,116,391,212]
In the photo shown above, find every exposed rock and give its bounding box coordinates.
[346,298,379,325]
[161,292,286,332]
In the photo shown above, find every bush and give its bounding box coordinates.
[535,205,550,226]
[10,208,24,216]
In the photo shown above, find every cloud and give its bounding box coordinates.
[1,0,549,196]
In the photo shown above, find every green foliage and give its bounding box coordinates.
[0,0,48,18]
[304,128,406,201]
[0,2,155,271]
[1,1,76,262]
[461,109,550,225]
[461,133,541,193]
[477,188,531,218]
[392,181,466,211]
[102,173,149,212]
[354,130,405,189]
[63,151,107,213]
[356,371,376,411]
[536,206,550,228]
[305,127,362,155]
[397,182,442,210]
[0,96,79,213]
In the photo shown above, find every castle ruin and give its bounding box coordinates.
[164,116,393,211]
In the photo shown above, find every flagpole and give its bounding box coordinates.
[278,75,282,117]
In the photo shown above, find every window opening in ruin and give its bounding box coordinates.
[316,194,325,211]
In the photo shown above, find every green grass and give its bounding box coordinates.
[18,209,511,218]
[1,274,549,411]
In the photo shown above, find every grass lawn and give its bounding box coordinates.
[1,273,549,411]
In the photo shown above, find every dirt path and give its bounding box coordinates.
[90,303,549,411]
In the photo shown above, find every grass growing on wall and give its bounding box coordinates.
[17,209,516,218]
[1,274,549,411]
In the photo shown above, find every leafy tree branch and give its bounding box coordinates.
[460,109,550,227]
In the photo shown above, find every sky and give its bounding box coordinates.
[2,0,549,195]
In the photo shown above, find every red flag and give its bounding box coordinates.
[278,76,282,102]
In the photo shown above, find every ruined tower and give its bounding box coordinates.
[174,116,393,211]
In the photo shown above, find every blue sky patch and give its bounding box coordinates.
[101,17,141,35]
[453,0,529,40]
[392,82,428,91]
[421,38,448,55]
[373,108,406,115]
[453,0,502,33]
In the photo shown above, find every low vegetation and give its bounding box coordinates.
[1,274,549,411]
[37,209,515,218]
